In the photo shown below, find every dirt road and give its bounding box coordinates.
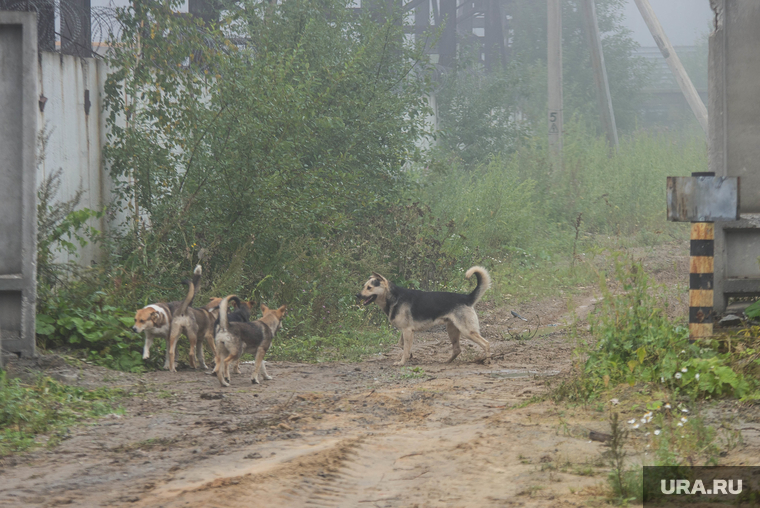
[1,291,616,508]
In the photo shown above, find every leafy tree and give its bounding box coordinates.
[103,0,432,285]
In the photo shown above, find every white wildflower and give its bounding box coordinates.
[681,367,688,373]
[664,403,671,409]
[610,398,619,405]
[677,422,684,427]
[681,417,688,423]
[633,424,639,429]
[661,377,665,383]
[641,418,647,424]
[654,430,661,436]
[675,373,682,379]
[695,374,700,381]
[681,408,689,413]
[628,419,636,424]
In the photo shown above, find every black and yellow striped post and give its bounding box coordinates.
[667,171,739,343]
[689,221,714,342]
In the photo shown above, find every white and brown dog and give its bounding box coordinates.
[133,301,182,370]
[357,266,492,366]
[133,269,220,370]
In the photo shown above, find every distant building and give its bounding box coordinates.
[634,45,708,127]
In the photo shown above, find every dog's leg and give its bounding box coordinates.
[163,335,172,370]
[445,321,462,363]
[216,340,231,387]
[233,343,245,375]
[395,331,413,359]
[467,330,491,365]
[202,330,215,370]
[187,328,198,369]
[167,324,181,373]
[260,360,272,381]
[142,333,154,360]
[210,335,221,375]
[223,353,237,384]
[394,330,414,366]
[251,346,268,384]
[195,333,207,370]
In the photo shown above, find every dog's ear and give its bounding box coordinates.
[277,305,287,315]
[371,272,389,287]
[261,304,269,313]
[150,310,164,327]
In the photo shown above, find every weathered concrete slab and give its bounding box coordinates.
[0,11,38,363]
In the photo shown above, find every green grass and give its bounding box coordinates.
[0,370,126,456]
[417,124,703,302]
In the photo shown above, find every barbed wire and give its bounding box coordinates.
[2,0,123,57]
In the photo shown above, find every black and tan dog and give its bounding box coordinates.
[357,266,492,366]
[214,295,286,387]
[167,265,220,373]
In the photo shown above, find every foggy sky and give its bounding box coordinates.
[92,0,715,47]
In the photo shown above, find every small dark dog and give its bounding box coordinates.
[214,295,286,387]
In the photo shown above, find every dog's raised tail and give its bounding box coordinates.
[465,266,491,305]
[218,295,241,332]
[177,265,202,316]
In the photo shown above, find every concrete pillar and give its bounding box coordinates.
[0,12,38,363]
[709,0,760,313]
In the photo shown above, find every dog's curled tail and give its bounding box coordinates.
[177,265,202,317]
[465,266,491,305]
[218,295,241,332]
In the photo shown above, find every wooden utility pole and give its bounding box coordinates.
[633,0,708,137]
[580,0,618,149]
[547,0,563,160]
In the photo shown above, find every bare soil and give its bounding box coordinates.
[2,241,760,508]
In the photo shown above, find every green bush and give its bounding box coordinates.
[566,255,759,400]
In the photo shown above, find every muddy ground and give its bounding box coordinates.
[2,241,760,508]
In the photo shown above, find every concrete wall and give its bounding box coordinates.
[0,12,38,360]
[37,52,112,265]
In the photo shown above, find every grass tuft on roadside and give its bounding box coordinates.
[0,370,126,457]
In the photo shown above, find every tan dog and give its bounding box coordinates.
[167,265,219,372]
[210,298,257,376]
[356,266,491,366]
[133,297,221,370]
[214,295,286,387]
